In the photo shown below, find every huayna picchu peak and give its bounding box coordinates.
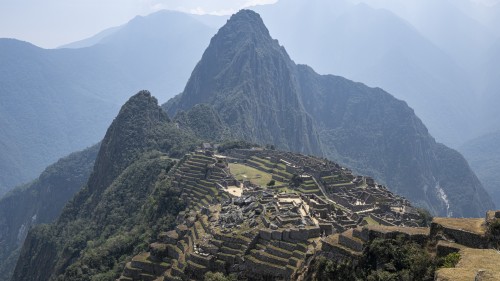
[165,9,493,218]
[165,10,323,157]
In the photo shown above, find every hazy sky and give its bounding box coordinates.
[0,0,497,49]
[0,0,276,48]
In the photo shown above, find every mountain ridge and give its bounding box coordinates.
[165,9,494,217]
[12,90,198,281]
[0,11,216,197]
[459,130,500,205]
[0,144,98,281]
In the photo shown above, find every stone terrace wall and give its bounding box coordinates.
[430,222,489,248]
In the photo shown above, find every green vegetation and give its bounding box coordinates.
[204,272,237,281]
[440,252,460,268]
[363,216,380,226]
[310,236,436,281]
[8,9,498,281]
[11,91,198,281]
[0,144,99,281]
[291,174,304,187]
[216,140,256,153]
[416,208,433,227]
[488,218,500,249]
[174,104,230,141]
[28,153,185,281]
[488,218,500,236]
[312,257,359,281]
[267,179,276,186]
[362,237,436,280]
[228,163,282,187]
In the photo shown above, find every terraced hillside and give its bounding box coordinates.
[116,147,500,281]
[117,147,427,280]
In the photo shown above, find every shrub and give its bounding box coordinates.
[440,252,460,268]
[489,218,500,237]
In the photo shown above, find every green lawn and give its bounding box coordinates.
[363,216,381,225]
[228,163,283,187]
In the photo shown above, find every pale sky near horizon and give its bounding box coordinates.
[0,0,497,49]
[0,0,277,48]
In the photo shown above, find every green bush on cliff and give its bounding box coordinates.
[489,218,500,236]
[439,252,460,268]
[310,236,436,281]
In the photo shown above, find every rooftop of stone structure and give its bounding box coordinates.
[433,217,486,235]
[435,248,500,281]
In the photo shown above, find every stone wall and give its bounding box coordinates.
[436,241,464,257]
[364,225,430,245]
[259,226,320,242]
[338,234,364,252]
[245,257,290,279]
[369,214,395,226]
[430,222,489,248]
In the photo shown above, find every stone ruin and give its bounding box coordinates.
[116,148,500,281]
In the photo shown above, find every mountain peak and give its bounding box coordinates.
[86,90,169,193]
[166,9,292,115]
[166,10,323,156]
[226,9,267,30]
[210,9,275,51]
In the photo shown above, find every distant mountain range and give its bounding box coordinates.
[0,11,216,196]
[252,0,495,147]
[459,130,500,205]
[1,1,499,203]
